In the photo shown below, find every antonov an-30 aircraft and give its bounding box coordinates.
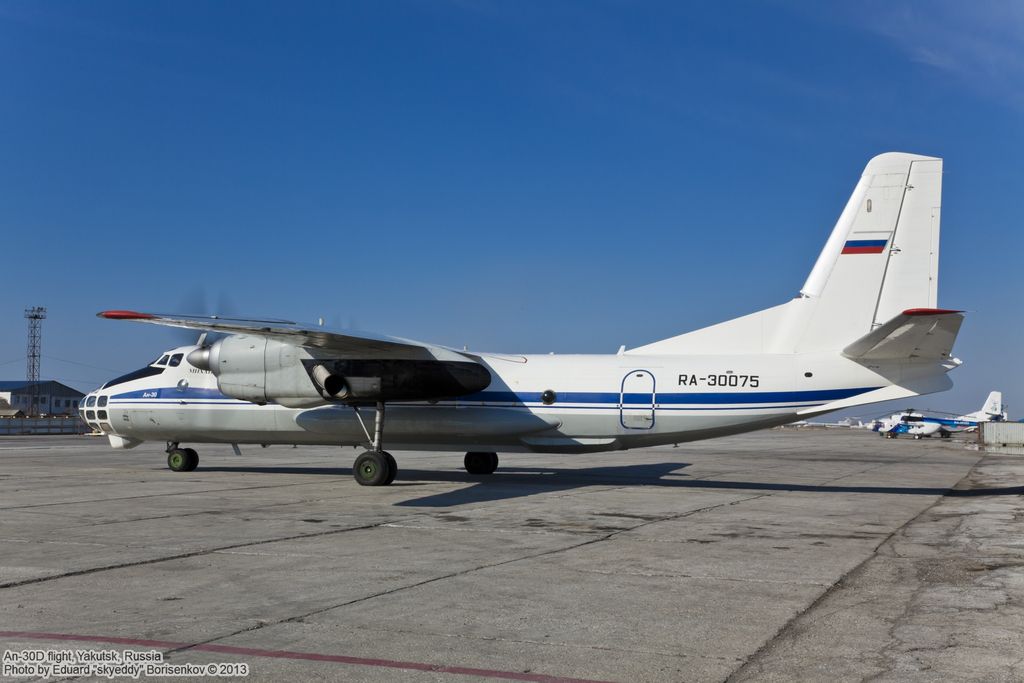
[82,152,964,486]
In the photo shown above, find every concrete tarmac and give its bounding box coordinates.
[0,430,1021,682]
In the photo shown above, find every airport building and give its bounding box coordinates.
[0,380,84,416]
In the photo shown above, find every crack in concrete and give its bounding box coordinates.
[727,450,1024,682]
[335,623,740,662]
[0,479,343,511]
[565,566,831,586]
[163,493,770,660]
[0,521,397,590]
[723,452,980,683]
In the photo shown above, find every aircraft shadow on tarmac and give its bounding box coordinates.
[194,462,1024,508]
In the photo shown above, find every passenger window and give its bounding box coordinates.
[86,396,96,408]
[86,410,95,420]
[98,396,108,407]
[169,353,183,367]
[97,410,108,420]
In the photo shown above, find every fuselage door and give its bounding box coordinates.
[620,370,655,430]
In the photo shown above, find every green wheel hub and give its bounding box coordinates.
[353,450,394,486]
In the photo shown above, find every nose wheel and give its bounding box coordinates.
[351,402,398,486]
[167,446,198,472]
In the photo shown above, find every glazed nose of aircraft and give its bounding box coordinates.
[79,391,109,431]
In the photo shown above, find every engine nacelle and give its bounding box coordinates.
[187,335,332,408]
[186,335,491,408]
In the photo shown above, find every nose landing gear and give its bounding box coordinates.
[351,402,397,486]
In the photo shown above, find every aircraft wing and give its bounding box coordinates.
[98,310,465,360]
[842,308,964,362]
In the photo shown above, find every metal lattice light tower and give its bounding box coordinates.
[25,306,46,417]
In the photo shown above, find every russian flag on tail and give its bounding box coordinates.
[842,239,887,254]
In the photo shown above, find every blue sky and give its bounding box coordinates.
[1,1,1021,418]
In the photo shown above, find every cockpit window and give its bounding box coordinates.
[97,396,108,408]
[168,353,183,367]
[86,396,96,408]
[155,355,170,366]
[100,365,165,389]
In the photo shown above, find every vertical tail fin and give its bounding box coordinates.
[982,391,1003,418]
[968,391,1004,421]
[794,152,942,351]
[629,152,945,355]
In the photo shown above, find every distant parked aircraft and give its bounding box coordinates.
[878,391,1007,439]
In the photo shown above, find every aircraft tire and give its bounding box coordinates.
[383,452,397,485]
[167,449,190,472]
[354,451,391,486]
[182,448,199,471]
[464,451,498,475]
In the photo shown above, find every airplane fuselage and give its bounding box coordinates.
[82,345,898,454]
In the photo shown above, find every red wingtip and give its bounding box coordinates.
[902,308,964,316]
[98,310,156,320]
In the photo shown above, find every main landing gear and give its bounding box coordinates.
[464,451,498,475]
[351,402,397,486]
[166,443,199,472]
[348,404,500,485]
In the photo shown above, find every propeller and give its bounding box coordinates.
[166,287,236,347]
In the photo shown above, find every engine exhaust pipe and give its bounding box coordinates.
[312,364,349,399]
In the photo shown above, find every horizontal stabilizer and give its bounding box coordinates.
[842,308,963,361]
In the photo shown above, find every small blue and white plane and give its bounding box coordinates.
[878,391,1007,439]
[80,152,965,486]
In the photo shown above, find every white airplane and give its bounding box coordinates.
[808,417,869,429]
[80,152,964,486]
[878,391,1007,439]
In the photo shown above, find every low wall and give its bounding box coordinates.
[0,418,89,435]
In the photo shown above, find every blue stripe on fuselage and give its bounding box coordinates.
[110,386,879,407]
[111,387,233,401]
[459,387,878,405]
